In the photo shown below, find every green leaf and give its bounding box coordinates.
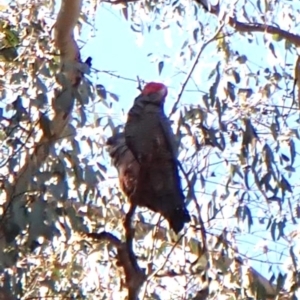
[270,123,278,140]
[272,33,283,42]
[284,165,295,172]
[269,42,277,58]
[108,92,119,102]
[281,153,289,162]
[280,175,292,193]
[0,46,18,61]
[289,139,295,165]
[277,218,286,240]
[158,61,164,75]
[270,220,276,241]
[276,273,286,292]
[244,205,253,232]
[122,7,128,21]
[232,70,240,83]
[130,24,141,32]
[193,28,199,43]
[236,55,247,64]
[263,144,274,170]
[96,84,107,99]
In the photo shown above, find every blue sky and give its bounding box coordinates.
[82,5,167,109]
[0,0,298,297]
[80,2,221,114]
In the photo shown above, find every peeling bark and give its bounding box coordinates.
[54,0,83,86]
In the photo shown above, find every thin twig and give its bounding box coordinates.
[169,23,225,117]
[136,76,143,91]
[94,69,142,83]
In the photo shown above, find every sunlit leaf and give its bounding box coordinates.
[272,34,283,42]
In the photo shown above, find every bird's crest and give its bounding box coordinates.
[142,82,168,98]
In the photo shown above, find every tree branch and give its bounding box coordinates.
[1,0,83,250]
[229,18,300,46]
[54,0,83,86]
[196,0,300,46]
[74,200,280,298]
[86,231,146,300]
[124,204,140,273]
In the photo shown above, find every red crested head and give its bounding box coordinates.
[141,82,168,99]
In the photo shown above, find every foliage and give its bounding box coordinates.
[0,0,299,299]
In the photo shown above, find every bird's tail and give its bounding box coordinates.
[168,206,191,234]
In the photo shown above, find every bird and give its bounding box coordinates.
[107,82,190,233]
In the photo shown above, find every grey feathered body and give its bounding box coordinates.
[121,93,191,233]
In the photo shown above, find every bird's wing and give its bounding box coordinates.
[106,133,139,198]
[158,113,179,159]
[125,95,160,164]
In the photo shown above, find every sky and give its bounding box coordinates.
[81,5,168,109]
[15,0,299,297]
[80,1,220,115]
[0,0,298,297]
